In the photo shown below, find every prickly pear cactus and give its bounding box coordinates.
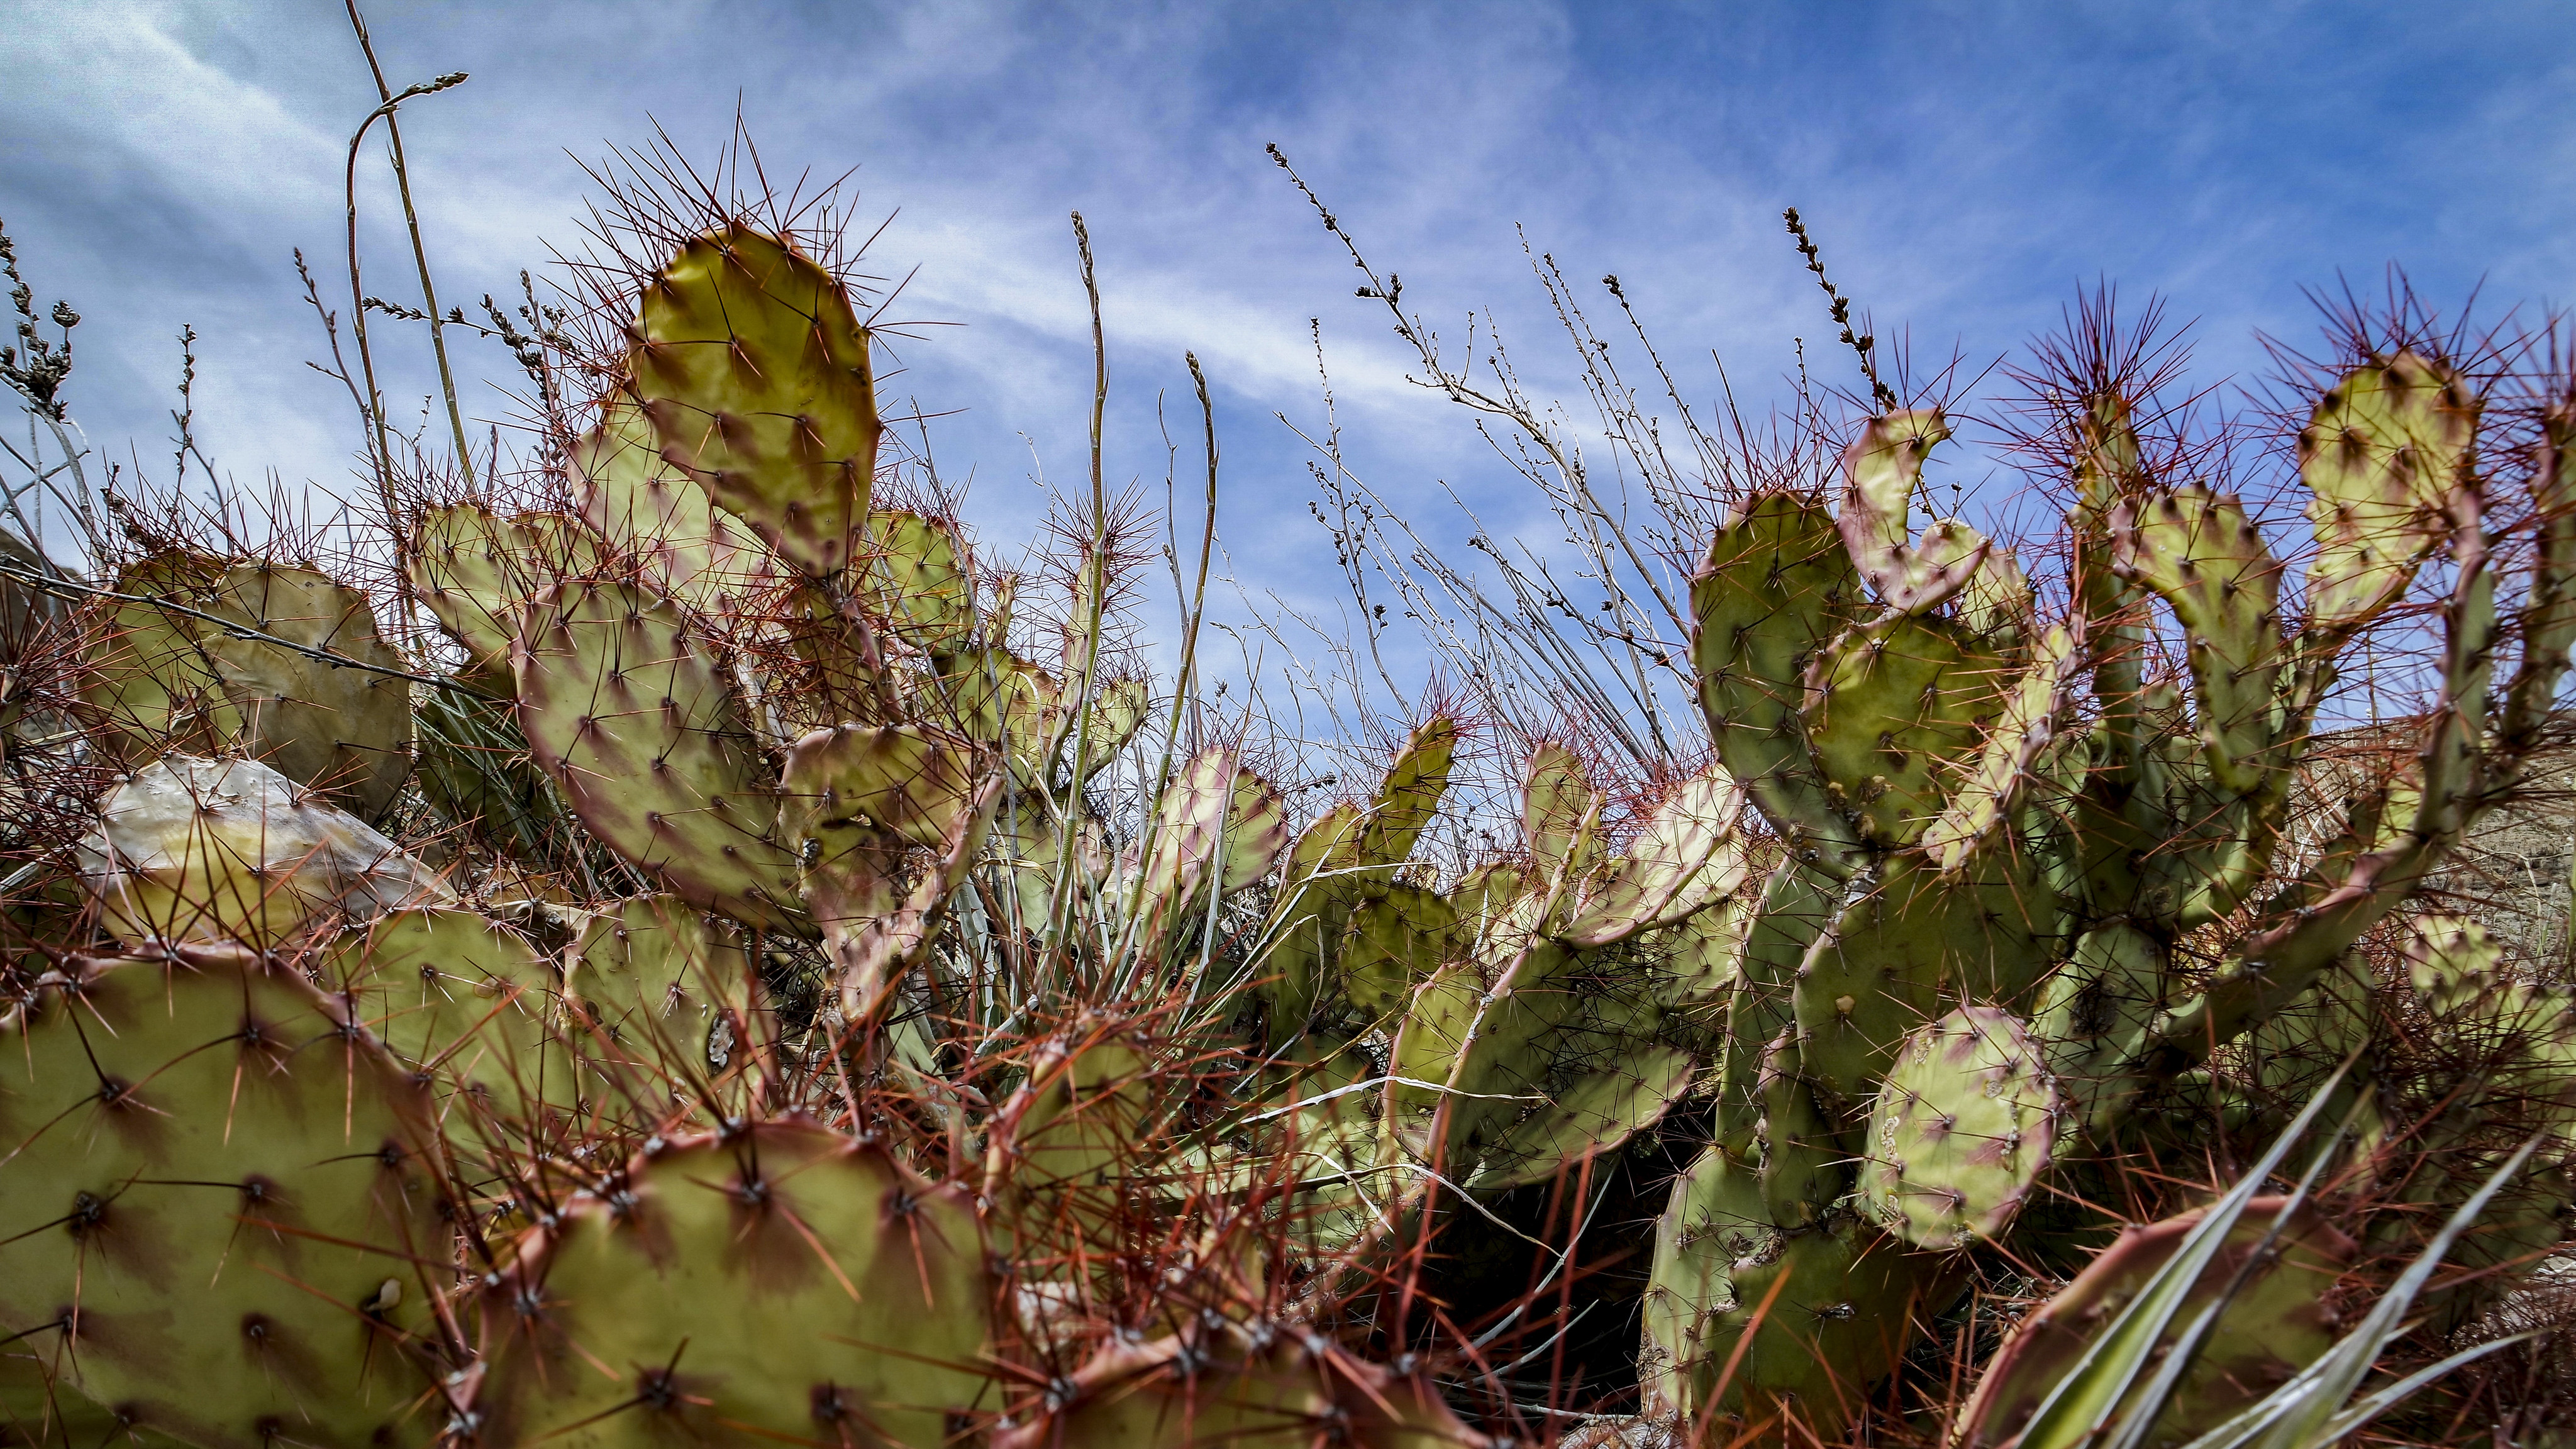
[565,894,774,1118]
[25,175,2575,1449]
[1859,1006,2061,1250]
[81,555,409,813]
[630,225,879,578]
[1641,340,2576,1441]
[324,904,584,1137]
[0,948,450,1449]
[514,579,804,931]
[1641,1145,1959,1438]
[475,1120,992,1449]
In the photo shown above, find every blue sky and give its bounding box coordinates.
[4,1,2572,697]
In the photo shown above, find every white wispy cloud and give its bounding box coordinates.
[3,0,2570,684]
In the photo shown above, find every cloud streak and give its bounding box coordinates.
[3,0,2570,690]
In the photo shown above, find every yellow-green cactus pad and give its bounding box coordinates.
[567,896,770,1119]
[1521,740,1602,890]
[514,579,803,931]
[1919,621,2081,874]
[1559,766,1749,949]
[476,1119,992,1449]
[574,397,786,619]
[2299,350,2476,643]
[81,557,409,813]
[1260,801,1364,1039]
[1260,718,1458,1041]
[1837,410,1992,615]
[2110,486,2284,794]
[1470,1035,1696,1192]
[0,948,449,1449]
[1690,494,1862,863]
[1381,960,1494,1167]
[1130,748,1291,957]
[1338,884,1460,1021]
[78,549,240,761]
[1859,1006,2062,1249]
[409,506,599,682]
[78,755,450,949]
[1640,1143,1769,1421]
[632,225,878,579]
[1799,614,2008,848]
[1791,856,2043,1114]
[325,906,583,1131]
[199,563,411,816]
[410,502,529,679]
[1360,715,1457,865]
[862,509,975,655]
[779,722,991,1009]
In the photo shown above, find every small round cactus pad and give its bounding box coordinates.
[1861,1005,2062,1249]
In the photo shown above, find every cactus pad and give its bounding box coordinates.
[1919,622,2079,873]
[82,557,409,813]
[79,550,240,761]
[1860,1006,2062,1250]
[567,896,769,1117]
[1838,410,1992,615]
[863,509,975,655]
[1560,766,1749,948]
[410,501,532,679]
[1131,748,1291,956]
[79,755,448,949]
[1692,494,1864,866]
[1362,715,1457,863]
[632,225,877,578]
[994,1319,1480,1448]
[0,949,448,1449]
[198,563,411,815]
[2300,351,2477,643]
[1523,741,1603,889]
[514,579,804,931]
[1791,857,2043,1114]
[2110,486,2283,793]
[1800,614,2007,848]
[476,1119,992,1449]
[779,721,991,1008]
[573,400,784,619]
[1263,718,1459,1040]
[1338,884,1459,1020]
[325,906,582,1128]
[1644,1145,1958,1440]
